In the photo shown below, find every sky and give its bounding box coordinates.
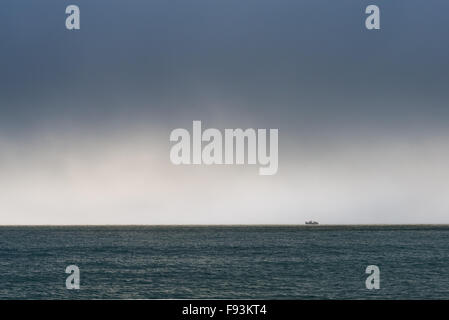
[0,0,449,224]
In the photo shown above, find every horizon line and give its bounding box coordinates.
[0,223,448,227]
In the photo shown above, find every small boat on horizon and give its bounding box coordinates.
[305,221,319,225]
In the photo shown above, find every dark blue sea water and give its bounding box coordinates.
[0,226,448,299]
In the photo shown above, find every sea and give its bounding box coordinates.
[0,225,448,299]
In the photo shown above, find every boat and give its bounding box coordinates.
[305,221,319,225]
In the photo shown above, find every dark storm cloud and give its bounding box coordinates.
[1,0,448,136]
